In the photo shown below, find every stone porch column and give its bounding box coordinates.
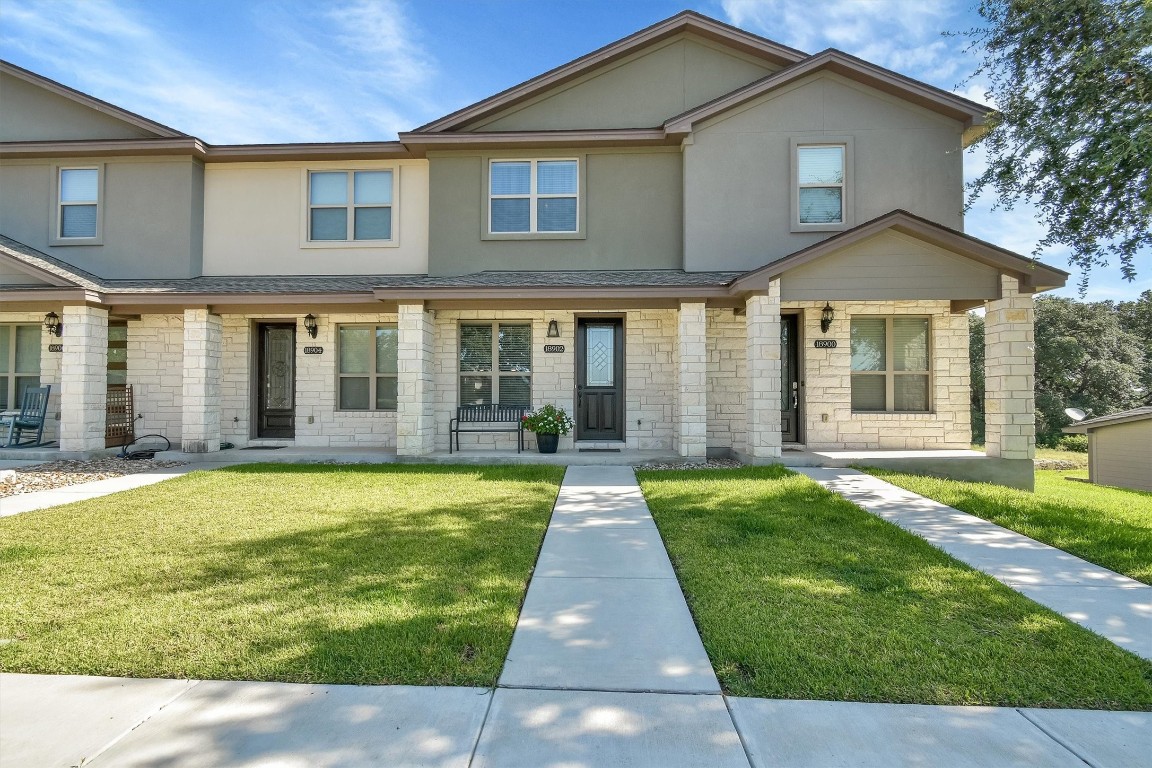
[181,308,222,453]
[397,303,435,456]
[677,302,708,458]
[984,275,1035,460]
[745,281,782,461]
[59,305,108,452]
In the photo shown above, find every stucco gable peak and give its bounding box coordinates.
[413,10,807,133]
[731,210,1069,294]
[0,60,187,140]
[664,48,991,139]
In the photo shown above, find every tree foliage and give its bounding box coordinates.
[971,296,1149,446]
[964,0,1152,286]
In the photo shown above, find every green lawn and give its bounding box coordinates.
[0,464,564,686]
[637,466,1152,709]
[864,469,1152,585]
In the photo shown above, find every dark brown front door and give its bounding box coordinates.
[576,318,624,441]
[781,314,800,443]
[258,323,296,438]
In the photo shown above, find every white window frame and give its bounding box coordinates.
[50,165,104,245]
[0,324,42,411]
[790,137,853,233]
[850,316,933,413]
[301,167,399,248]
[335,323,399,411]
[483,157,585,240]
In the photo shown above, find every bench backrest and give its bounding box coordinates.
[17,384,51,423]
[456,404,527,423]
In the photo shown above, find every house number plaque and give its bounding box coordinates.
[813,339,837,349]
[48,344,64,353]
[303,346,324,355]
[543,344,565,353]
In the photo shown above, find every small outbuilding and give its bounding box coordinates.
[1063,407,1152,492]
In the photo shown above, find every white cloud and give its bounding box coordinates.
[0,0,440,143]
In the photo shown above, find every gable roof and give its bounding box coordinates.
[415,10,807,133]
[0,60,187,139]
[1063,406,1152,433]
[0,234,105,291]
[664,48,990,141]
[730,210,1069,294]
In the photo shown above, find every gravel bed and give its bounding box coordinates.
[1034,458,1087,471]
[635,458,744,471]
[0,457,186,499]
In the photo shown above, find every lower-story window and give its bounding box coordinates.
[850,316,931,412]
[337,324,398,410]
[459,323,531,406]
[0,325,41,410]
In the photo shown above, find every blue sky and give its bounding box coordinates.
[2,0,1147,301]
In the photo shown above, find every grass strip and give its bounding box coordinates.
[864,469,1152,585]
[0,463,564,686]
[638,466,1152,709]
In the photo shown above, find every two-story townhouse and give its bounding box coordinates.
[0,11,1066,488]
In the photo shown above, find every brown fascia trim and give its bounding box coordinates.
[730,210,1068,294]
[204,142,413,162]
[373,285,733,301]
[0,137,208,159]
[0,288,98,303]
[415,11,806,133]
[1,60,187,139]
[664,49,990,140]
[399,128,673,151]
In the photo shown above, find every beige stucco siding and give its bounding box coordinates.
[684,73,966,271]
[0,156,204,278]
[0,72,161,142]
[1089,421,1152,491]
[202,161,429,276]
[471,34,778,131]
[427,150,682,275]
[780,231,1001,301]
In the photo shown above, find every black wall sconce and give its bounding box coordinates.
[303,313,318,339]
[820,303,835,334]
[547,319,560,338]
[43,311,62,337]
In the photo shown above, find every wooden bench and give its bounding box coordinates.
[2,384,51,448]
[449,404,528,453]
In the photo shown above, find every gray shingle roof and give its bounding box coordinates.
[1064,406,1152,431]
[0,234,106,291]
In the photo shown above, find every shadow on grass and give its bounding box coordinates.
[637,466,1152,709]
[0,463,563,687]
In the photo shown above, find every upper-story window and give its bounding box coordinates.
[58,167,100,240]
[309,170,393,242]
[791,138,852,232]
[489,159,578,234]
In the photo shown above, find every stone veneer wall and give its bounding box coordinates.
[0,312,61,444]
[797,300,971,450]
[431,309,678,451]
[127,314,185,441]
[706,308,746,456]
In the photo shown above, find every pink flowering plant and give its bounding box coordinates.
[521,403,575,436]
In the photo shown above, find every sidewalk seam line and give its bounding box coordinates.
[1015,709,1096,768]
[723,695,757,768]
[81,679,203,767]
[465,688,497,768]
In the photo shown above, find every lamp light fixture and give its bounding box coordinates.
[547,319,560,338]
[820,303,835,334]
[303,313,318,339]
[43,311,62,337]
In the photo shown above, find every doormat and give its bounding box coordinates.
[240,446,286,450]
[579,448,621,453]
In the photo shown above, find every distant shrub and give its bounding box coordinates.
[1057,434,1089,453]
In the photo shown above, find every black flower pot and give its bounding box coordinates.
[536,433,560,454]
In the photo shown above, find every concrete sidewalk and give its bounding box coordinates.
[799,467,1152,661]
[0,464,209,517]
[2,465,1150,767]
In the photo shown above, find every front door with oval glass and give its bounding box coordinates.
[258,323,296,438]
[576,318,624,441]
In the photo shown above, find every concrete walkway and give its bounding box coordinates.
[2,465,1151,767]
[798,467,1152,661]
[0,464,207,517]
